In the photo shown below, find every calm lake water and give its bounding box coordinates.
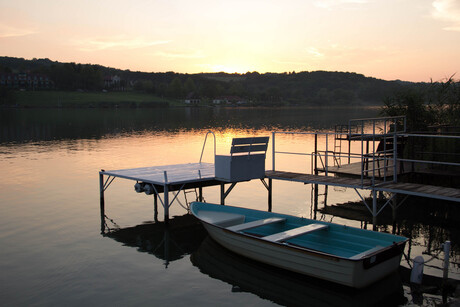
[1,107,458,306]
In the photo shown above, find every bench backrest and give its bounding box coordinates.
[230,137,270,156]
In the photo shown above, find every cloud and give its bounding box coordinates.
[306,47,324,57]
[314,0,369,9]
[432,0,460,31]
[0,24,36,38]
[72,37,171,51]
[154,50,206,59]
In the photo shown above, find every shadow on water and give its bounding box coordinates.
[102,214,207,267]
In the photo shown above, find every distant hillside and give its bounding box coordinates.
[0,56,422,106]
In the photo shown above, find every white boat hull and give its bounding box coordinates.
[202,221,402,289]
[191,202,406,288]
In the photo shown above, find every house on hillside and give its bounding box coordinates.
[213,96,247,105]
[184,92,200,105]
[0,72,53,90]
[103,75,122,90]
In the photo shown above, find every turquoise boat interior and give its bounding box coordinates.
[191,202,408,260]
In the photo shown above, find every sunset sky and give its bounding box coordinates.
[0,0,459,82]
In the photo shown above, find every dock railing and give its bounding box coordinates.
[199,130,216,163]
[393,133,460,183]
[271,116,408,188]
[272,116,460,189]
[271,131,369,187]
[348,116,406,185]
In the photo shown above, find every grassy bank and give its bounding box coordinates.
[7,90,183,108]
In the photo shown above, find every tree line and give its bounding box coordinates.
[1,56,422,106]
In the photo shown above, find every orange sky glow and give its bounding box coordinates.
[1,0,459,82]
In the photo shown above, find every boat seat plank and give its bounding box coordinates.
[349,245,384,260]
[198,210,245,228]
[263,223,328,242]
[227,217,286,232]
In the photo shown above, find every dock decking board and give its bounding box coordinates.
[103,162,216,186]
[375,182,460,202]
[265,170,460,203]
[265,170,374,189]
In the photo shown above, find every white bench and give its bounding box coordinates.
[215,137,269,182]
[263,223,328,242]
[227,217,286,232]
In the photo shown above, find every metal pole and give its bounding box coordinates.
[99,171,105,233]
[272,131,275,171]
[220,183,225,205]
[268,178,272,212]
[443,241,451,280]
[325,134,328,176]
[163,171,169,222]
[153,193,158,223]
[348,138,351,164]
[372,189,377,231]
[372,120,375,184]
[393,132,398,183]
[361,122,364,185]
[314,133,318,175]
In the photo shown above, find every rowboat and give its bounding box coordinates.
[190,202,408,288]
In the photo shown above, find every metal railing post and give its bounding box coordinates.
[393,132,398,183]
[272,131,276,171]
[199,130,216,163]
[325,134,328,176]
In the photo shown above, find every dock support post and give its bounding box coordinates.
[164,185,169,222]
[99,171,105,233]
[164,171,169,222]
[153,193,158,223]
[220,182,237,206]
[443,241,451,280]
[268,178,272,212]
[220,183,225,205]
[198,187,203,202]
[372,189,377,230]
[348,138,351,164]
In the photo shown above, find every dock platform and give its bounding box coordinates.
[102,163,218,192]
[100,163,223,221]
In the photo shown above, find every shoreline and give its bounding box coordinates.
[1,90,383,109]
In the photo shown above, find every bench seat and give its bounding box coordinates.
[263,223,328,242]
[226,217,286,232]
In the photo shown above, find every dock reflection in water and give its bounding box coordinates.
[191,237,407,307]
[102,214,207,266]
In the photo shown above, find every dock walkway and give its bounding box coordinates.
[265,170,460,203]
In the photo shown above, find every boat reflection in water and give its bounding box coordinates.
[102,213,406,306]
[103,214,207,267]
[191,236,407,307]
